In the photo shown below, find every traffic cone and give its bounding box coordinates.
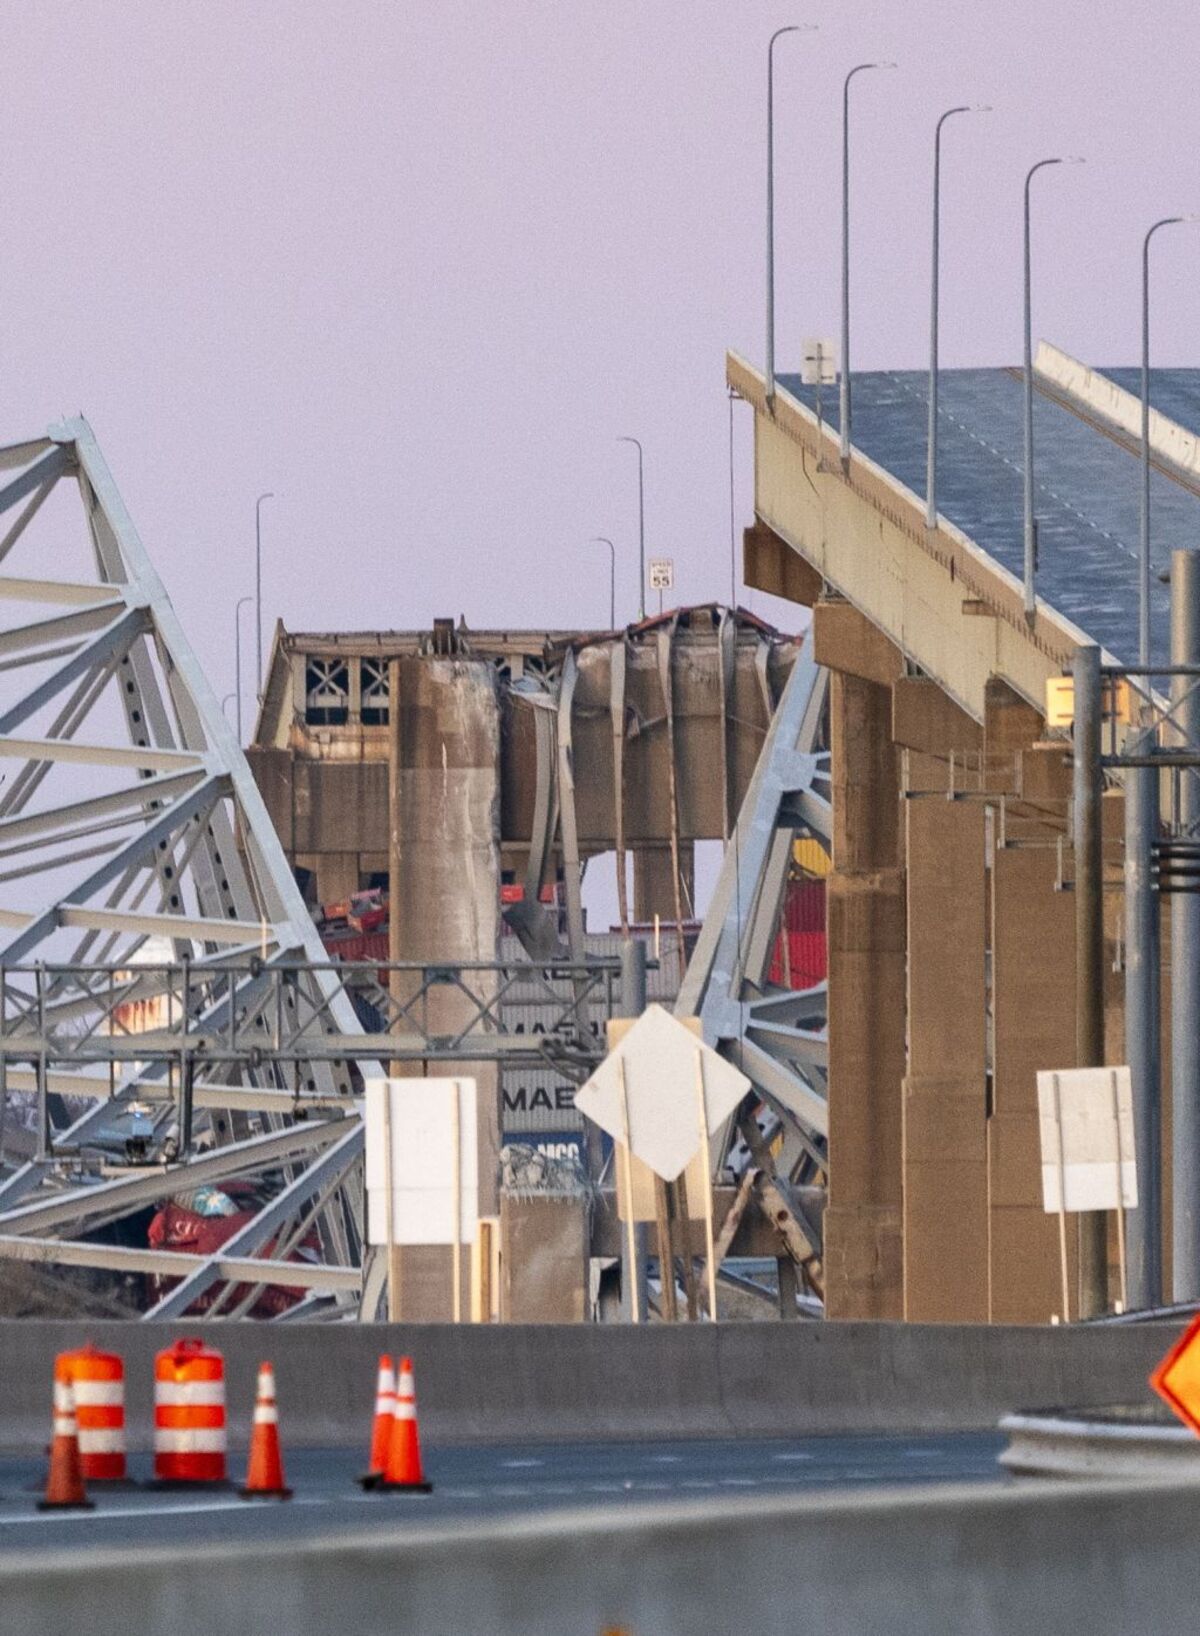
[358,1353,396,1489]
[375,1356,432,1493]
[38,1376,93,1511]
[239,1362,291,1500]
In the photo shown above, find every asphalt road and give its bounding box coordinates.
[0,1431,1006,1552]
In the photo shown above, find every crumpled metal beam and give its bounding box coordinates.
[676,635,831,1163]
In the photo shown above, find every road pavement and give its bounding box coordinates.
[0,1430,1006,1552]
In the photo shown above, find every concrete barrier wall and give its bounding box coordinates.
[4,1475,1200,1635]
[0,1317,1177,1451]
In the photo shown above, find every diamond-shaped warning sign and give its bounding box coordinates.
[573,1004,749,1182]
[1150,1313,1200,1435]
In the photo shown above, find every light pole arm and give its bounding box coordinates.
[234,595,253,746]
[765,25,814,402]
[1141,216,1186,666]
[590,538,617,630]
[1022,157,1068,618]
[925,106,972,530]
[254,491,275,706]
[840,61,895,465]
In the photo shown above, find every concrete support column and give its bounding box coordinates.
[985,687,1080,1322]
[823,655,905,1319]
[903,798,988,1321]
[990,841,1078,1321]
[388,654,502,1321]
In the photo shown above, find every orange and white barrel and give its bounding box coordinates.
[55,1345,125,1482]
[154,1338,227,1484]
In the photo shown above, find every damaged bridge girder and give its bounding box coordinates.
[675,635,831,1172]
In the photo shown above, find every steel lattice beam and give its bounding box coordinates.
[675,637,831,1156]
[0,420,379,1314]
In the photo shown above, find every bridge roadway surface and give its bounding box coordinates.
[0,1431,1005,1552]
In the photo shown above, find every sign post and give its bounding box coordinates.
[450,1078,462,1324]
[576,1006,751,1324]
[695,1048,718,1322]
[616,1056,639,1324]
[1037,1064,1137,1320]
[383,1081,399,1322]
[365,1077,479,1324]
[648,558,673,616]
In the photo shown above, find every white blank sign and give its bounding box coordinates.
[364,1077,478,1246]
[1036,1066,1137,1213]
[574,1004,749,1182]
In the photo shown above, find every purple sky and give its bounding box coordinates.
[5,1,1200,710]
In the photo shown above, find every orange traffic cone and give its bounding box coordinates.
[239,1363,291,1501]
[358,1353,396,1489]
[375,1356,432,1493]
[38,1376,93,1511]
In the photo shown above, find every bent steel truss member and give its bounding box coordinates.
[0,419,378,1315]
[676,636,831,1194]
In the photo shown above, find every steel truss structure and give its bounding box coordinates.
[675,640,831,1245]
[0,416,831,1319]
[0,420,385,1316]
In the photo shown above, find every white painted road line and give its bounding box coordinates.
[0,1499,250,1527]
[771,1452,815,1462]
[499,1459,543,1469]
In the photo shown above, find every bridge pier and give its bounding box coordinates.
[818,604,905,1319]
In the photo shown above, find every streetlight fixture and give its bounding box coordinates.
[1022,157,1084,618]
[589,537,617,630]
[766,24,817,405]
[1140,216,1198,664]
[616,437,646,621]
[926,104,991,530]
[255,491,275,703]
[234,595,253,745]
[840,60,896,464]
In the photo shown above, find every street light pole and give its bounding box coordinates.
[234,595,253,745]
[1023,158,1082,618]
[1141,217,1194,666]
[840,60,895,465]
[926,104,989,530]
[590,537,617,629]
[255,491,275,704]
[766,24,815,405]
[617,438,646,621]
